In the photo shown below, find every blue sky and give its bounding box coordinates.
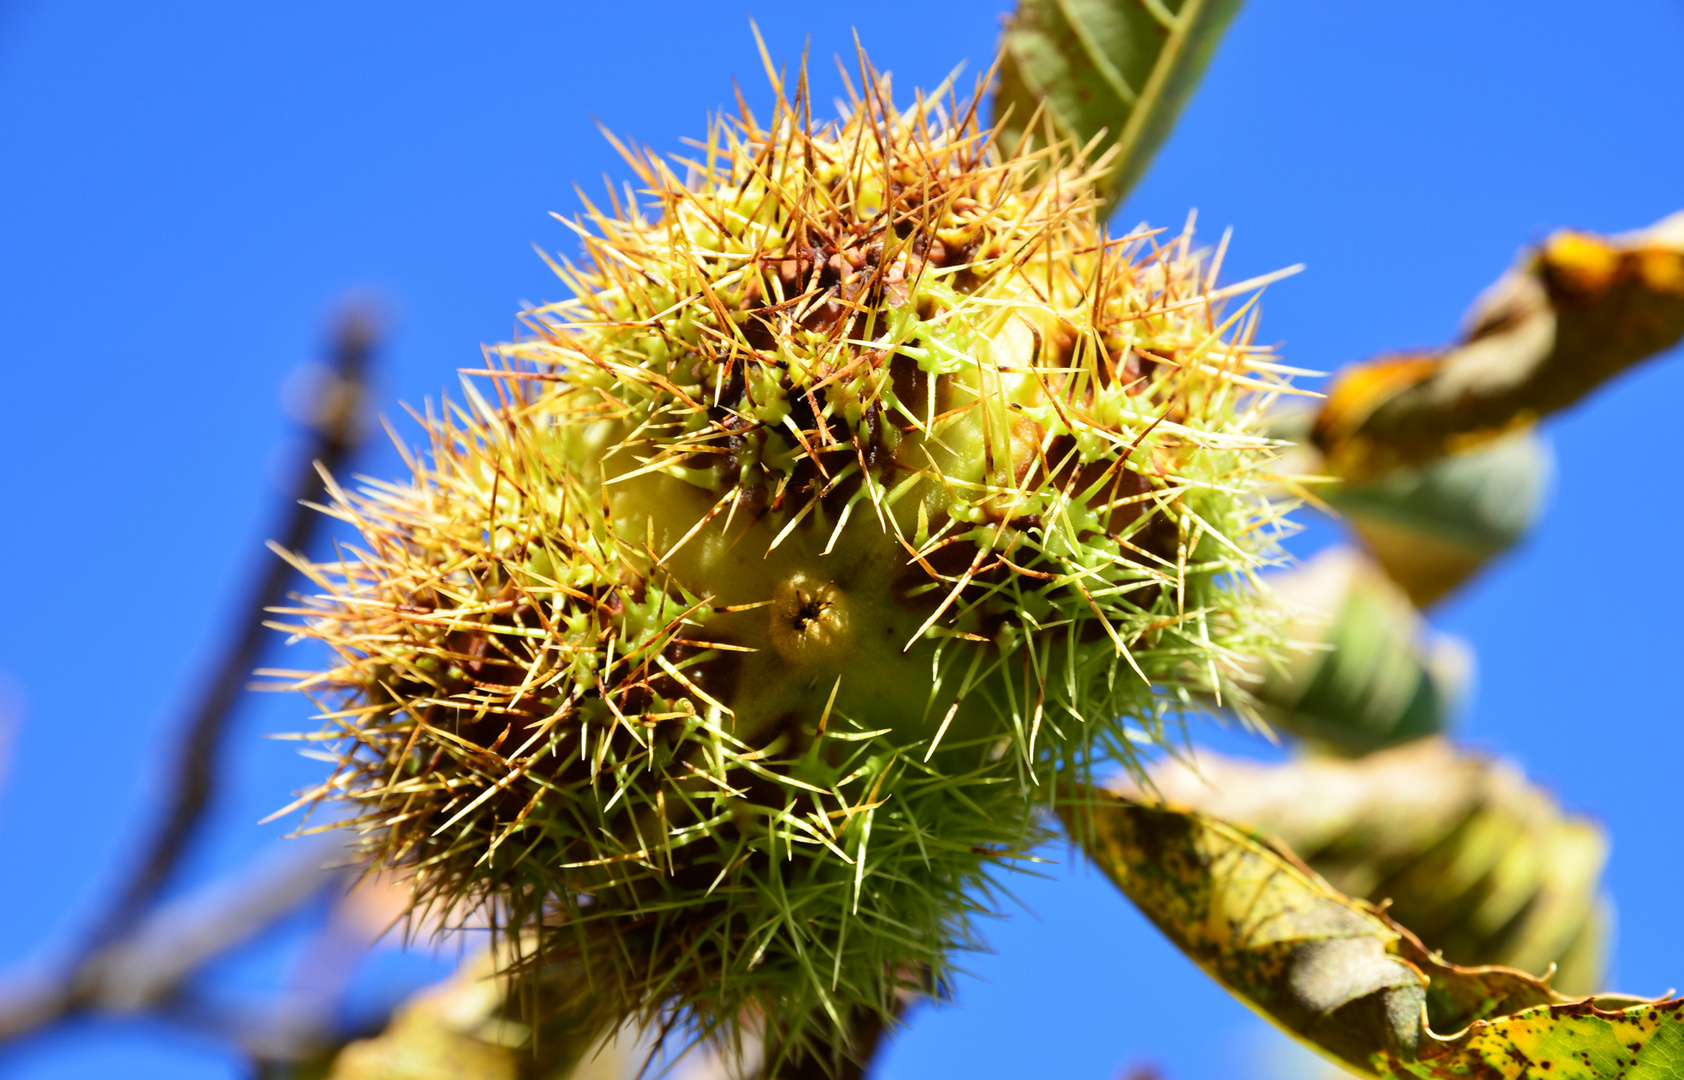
[2,2,1682,1077]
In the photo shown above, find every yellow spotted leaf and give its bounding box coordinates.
[1315,211,1684,482]
[1064,787,1682,1078]
[1395,998,1684,1079]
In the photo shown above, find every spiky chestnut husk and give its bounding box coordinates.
[276,57,1296,1073]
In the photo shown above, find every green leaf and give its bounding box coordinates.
[994,0,1244,213]
[1063,787,1680,1078]
[1255,549,1469,755]
[1326,430,1551,608]
[1315,212,1684,481]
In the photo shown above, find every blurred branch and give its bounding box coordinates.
[0,304,378,1051]
[79,840,354,1015]
[85,306,378,950]
[0,839,350,1044]
[1314,211,1684,482]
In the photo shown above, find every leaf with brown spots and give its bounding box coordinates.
[1063,787,1682,1078]
[1393,998,1684,1080]
[993,0,1244,214]
[1063,786,1430,1070]
[1314,211,1684,483]
[1144,738,1611,997]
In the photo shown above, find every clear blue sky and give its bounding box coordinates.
[2,2,1682,1078]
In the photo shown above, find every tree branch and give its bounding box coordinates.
[0,304,379,1050]
[84,304,377,953]
[0,839,350,1044]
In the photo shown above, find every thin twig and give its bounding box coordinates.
[0,839,351,1044]
[83,305,377,953]
[0,304,379,1049]
[79,840,354,1013]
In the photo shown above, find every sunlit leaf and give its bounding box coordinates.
[1063,787,1679,1078]
[1315,211,1684,481]
[994,0,1244,213]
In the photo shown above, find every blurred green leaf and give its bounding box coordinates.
[994,0,1243,213]
[1326,430,1550,607]
[1063,787,1679,1078]
[1146,738,1610,996]
[1256,549,1469,755]
[1315,212,1684,481]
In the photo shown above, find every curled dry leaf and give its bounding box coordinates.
[1063,787,1679,1078]
[1144,738,1609,996]
[994,0,1244,212]
[1062,786,1430,1068]
[1314,211,1684,482]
